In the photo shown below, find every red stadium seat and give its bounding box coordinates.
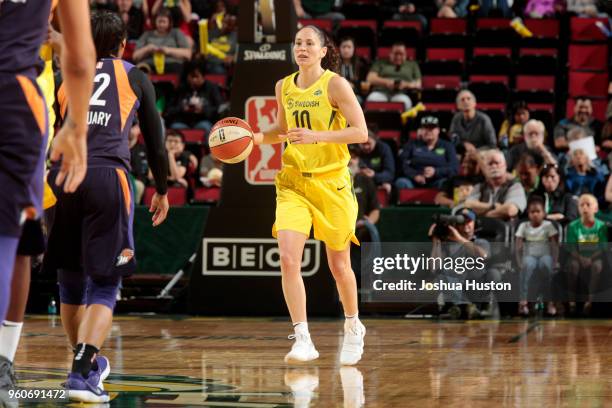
[568,71,608,98]
[364,101,405,112]
[355,46,372,60]
[515,75,555,92]
[376,186,389,208]
[179,129,206,144]
[339,19,377,32]
[398,188,440,205]
[570,17,609,41]
[123,41,136,62]
[193,187,220,203]
[472,47,511,57]
[377,130,401,148]
[523,19,560,39]
[425,48,465,63]
[422,75,461,90]
[568,44,609,71]
[430,18,467,34]
[144,186,187,206]
[519,47,558,57]
[476,18,512,30]
[382,20,423,34]
[298,19,333,32]
[204,74,227,88]
[469,75,509,85]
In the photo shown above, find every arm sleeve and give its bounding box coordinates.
[504,183,527,213]
[483,115,497,147]
[436,142,459,178]
[374,143,396,184]
[129,68,169,195]
[515,222,525,238]
[175,29,190,49]
[399,143,418,178]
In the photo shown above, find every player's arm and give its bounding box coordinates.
[128,68,170,226]
[50,0,96,193]
[284,76,368,145]
[253,79,286,145]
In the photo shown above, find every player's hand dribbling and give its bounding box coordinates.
[150,193,169,227]
[282,128,319,144]
[50,120,88,193]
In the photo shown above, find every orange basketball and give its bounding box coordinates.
[208,117,254,164]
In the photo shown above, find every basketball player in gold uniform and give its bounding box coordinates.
[253,25,368,365]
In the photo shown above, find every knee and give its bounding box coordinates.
[279,252,302,275]
[88,276,121,311]
[329,258,353,281]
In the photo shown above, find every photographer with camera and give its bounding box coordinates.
[429,208,490,318]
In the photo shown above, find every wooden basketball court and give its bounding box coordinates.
[13,316,612,407]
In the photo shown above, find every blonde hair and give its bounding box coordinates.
[579,193,598,209]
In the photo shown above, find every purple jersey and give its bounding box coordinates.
[58,58,140,171]
[0,0,52,77]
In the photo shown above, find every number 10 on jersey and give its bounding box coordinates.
[292,110,311,129]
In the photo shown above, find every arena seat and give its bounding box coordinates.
[524,18,560,39]
[568,71,608,98]
[192,186,220,203]
[568,44,609,71]
[398,188,440,205]
[298,19,333,32]
[144,186,187,206]
[179,129,206,144]
[515,75,555,92]
[338,20,377,47]
[376,46,416,60]
[425,48,465,63]
[377,186,389,208]
[430,18,467,34]
[204,74,227,88]
[422,75,461,90]
[377,130,401,148]
[570,17,609,41]
[379,25,420,47]
[516,55,558,75]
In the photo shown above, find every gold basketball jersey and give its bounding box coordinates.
[281,69,350,174]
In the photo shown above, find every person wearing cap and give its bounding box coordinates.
[396,115,459,190]
[359,129,395,194]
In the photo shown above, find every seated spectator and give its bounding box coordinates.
[524,0,558,18]
[391,2,429,29]
[567,0,603,16]
[479,0,513,17]
[554,97,602,152]
[507,119,557,171]
[365,42,421,111]
[359,130,395,194]
[565,148,605,203]
[516,153,541,195]
[557,127,609,176]
[499,100,530,149]
[133,8,192,74]
[515,195,559,317]
[567,193,607,316]
[155,130,197,188]
[438,0,458,17]
[205,10,237,74]
[129,122,148,204]
[349,146,381,243]
[165,59,223,132]
[435,150,484,207]
[152,0,192,33]
[533,163,579,225]
[339,37,369,104]
[199,152,224,187]
[449,90,497,151]
[463,149,527,220]
[118,0,145,41]
[292,0,345,21]
[396,116,459,189]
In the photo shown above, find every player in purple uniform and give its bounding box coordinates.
[0,0,95,396]
[45,10,170,403]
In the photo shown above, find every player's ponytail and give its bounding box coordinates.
[301,25,340,73]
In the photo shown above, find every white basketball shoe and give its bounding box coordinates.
[284,333,319,363]
[340,319,366,365]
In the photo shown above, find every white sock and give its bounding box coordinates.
[0,321,23,362]
[345,314,359,329]
[293,321,309,336]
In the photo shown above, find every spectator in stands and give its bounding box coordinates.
[554,97,602,152]
[479,0,513,17]
[600,100,612,163]
[516,153,541,195]
[438,0,459,17]
[339,37,368,104]
[567,193,607,316]
[133,8,192,74]
[359,130,395,194]
[558,127,609,177]
[435,150,484,207]
[507,119,557,171]
[533,163,579,225]
[499,100,530,149]
[449,90,497,151]
[565,149,605,203]
[463,149,527,220]
[390,2,429,29]
[199,152,224,187]
[165,59,223,132]
[349,146,381,243]
[566,0,604,16]
[129,122,148,204]
[151,0,192,30]
[292,0,345,22]
[365,42,421,111]
[524,0,558,18]
[205,10,237,74]
[118,0,145,40]
[515,195,559,317]
[90,0,118,12]
[159,130,198,188]
[396,116,459,189]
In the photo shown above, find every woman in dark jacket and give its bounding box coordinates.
[338,37,368,104]
[531,164,578,225]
